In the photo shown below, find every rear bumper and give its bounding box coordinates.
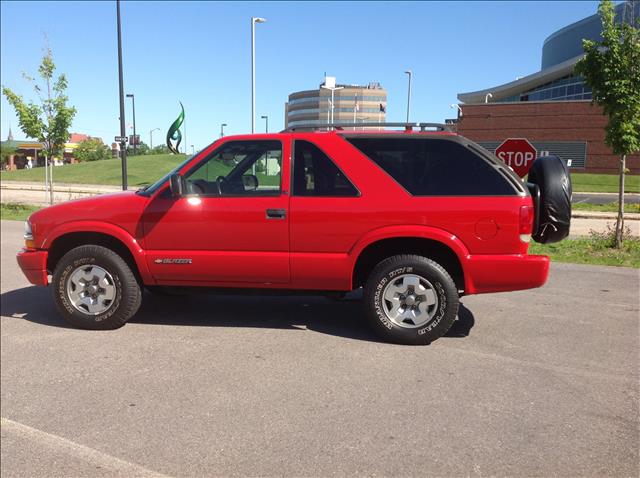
[464,254,549,295]
[16,249,49,286]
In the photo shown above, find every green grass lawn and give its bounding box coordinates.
[0,203,41,221]
[0,153,280,188]
[572,202,640,213]
[570,173,639,193]
[0,154,187,187]
[529,237,640,268]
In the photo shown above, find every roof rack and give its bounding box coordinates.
[280,122,452,133]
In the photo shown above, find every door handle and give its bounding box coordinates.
[266,208,286,219]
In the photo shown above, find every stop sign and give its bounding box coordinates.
[495,138,537,178]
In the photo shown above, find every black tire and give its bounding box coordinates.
[363,255,459,345]
[527,154,572,244]
[52,245,142,330]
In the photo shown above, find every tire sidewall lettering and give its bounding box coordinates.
[56,257,122,323]
[374,266,421,331]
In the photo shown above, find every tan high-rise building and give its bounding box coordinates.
[285,77,387,130]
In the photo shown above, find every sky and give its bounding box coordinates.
[1,0,601,151]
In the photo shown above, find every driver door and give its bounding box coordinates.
[142,139,290,284]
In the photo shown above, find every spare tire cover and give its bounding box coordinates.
[527,155,572,244]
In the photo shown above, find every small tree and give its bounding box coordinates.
[74,138,111,162]
[150,145,171,155]
[127,140,149,156]
[575,0,640,247]
[2,47,76,169]
[0,143,16,168]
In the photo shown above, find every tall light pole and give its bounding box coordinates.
[149,127,160,150]
[449,104,463,119]
[404,70,412,123]
[220,123,227,138]
[261,115,268,133]
[116,0,127,190]
[251,17,266,134]
[320,82,344,126]
[126,93,136,155]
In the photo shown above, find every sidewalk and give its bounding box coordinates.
[1,181,123,206]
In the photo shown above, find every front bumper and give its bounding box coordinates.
[16,249,49,286]
[464,254,549,295]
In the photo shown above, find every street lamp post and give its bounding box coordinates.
[320,84,344,126]
[485,93,493,103]
[404,70,412,123]
[191,144,195,155]
[251,17,266,134]
[449,104,463,119]
[149,127,160,150]
[220,123,227,138]
[261,115,268,133]
[126,93,136,155]
[116,0,127,190]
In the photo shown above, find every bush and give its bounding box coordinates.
[74,138,111,162]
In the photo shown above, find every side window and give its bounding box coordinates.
[185,140,282,196]
[346,137,516,196]
[292,140,358,197]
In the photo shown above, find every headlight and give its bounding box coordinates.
[24,221,33,240]
[24,221,35,248]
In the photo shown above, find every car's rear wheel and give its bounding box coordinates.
[52,245,142,330]
[363,255,459,345]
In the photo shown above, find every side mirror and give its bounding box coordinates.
[242,174,258,191]
[169,173,185,197]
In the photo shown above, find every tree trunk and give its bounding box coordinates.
[614,154,625,248]
[49,154,54,205]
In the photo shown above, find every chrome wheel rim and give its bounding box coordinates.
[66,265,116,315]
[382,274,438,328]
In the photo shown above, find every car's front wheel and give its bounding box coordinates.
[52,245,142,330]
[363,255,459,345]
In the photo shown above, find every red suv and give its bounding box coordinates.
[17,123,571,344]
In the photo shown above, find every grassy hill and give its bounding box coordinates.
[0,154,187,187]
[1,153,638,193]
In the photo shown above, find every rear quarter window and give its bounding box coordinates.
[345,137,517,196]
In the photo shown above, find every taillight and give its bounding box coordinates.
[519,205,534,243]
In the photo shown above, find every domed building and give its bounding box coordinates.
[456,1,639,174]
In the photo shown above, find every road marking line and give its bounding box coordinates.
[1,417,171,477]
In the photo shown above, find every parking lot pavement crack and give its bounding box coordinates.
[438,346,636,383]
[0,417,171,478]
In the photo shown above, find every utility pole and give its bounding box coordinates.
[116,0,127,189]
[404,70,412,123]
[126,93,136,155]
[251,17,266,133]
[149,128,160,150]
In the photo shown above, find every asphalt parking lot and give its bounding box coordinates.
[1,219,638,477]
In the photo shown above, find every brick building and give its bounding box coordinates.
[455,1,639,175]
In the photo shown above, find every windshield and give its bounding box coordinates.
[137,154,196,196]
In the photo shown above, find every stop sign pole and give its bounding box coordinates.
[495,138,537,178]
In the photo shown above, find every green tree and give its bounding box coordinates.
[0,143,17,168]
[2,47,76,166]
[575,0,640,247]
[127,140,150,156]
[74,138,111,162]
[151,145,171,155]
